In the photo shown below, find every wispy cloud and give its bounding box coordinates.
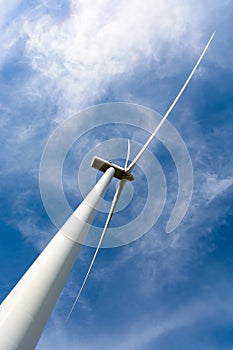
[201,173,233,202]
[2,0,214,117]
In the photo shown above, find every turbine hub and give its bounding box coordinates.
[91,156,134,181]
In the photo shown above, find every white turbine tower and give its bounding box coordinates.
[0,33,215,350]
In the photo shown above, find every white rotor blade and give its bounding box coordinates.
[66,179,126,321]
[124,139,131,170]
[126,32,215,173]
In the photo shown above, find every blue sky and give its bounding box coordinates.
[0,0,233,349]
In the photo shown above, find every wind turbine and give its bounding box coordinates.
[0,32,215,350]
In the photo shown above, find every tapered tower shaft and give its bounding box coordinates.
[0,167,115,350]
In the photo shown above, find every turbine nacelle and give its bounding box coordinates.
[91,156,134,181]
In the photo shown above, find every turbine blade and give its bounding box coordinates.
[66,179,126,321]
[124,139,131,170]
[126,32,215,173]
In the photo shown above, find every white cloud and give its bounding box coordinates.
[202,173,233,202]
[19,0,211,117]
